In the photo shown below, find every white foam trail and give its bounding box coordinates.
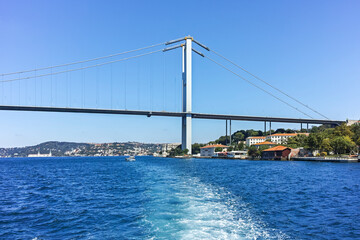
[175,177,273,240]
[141,165,288,240]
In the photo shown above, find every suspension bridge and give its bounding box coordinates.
[0,36,344,154]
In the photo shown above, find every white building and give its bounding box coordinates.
[265,133,309,144]
[227,151,248,159]
[162,143,181,152]
[245,136,266,146]
[200,144,228,157]
[346,120,360,126]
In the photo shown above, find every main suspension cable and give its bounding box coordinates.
[205,55,314,119]
[0,42,166,77]
[1,49,163,83]
[209,48,329,120]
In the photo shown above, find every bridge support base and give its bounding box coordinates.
[182,114,192,154]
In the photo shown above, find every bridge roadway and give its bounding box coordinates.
[0,105,344,125]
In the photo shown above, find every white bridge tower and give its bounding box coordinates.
[182,36,193,154]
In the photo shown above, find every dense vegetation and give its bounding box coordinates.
[286,123,360,155]
[168,146,189,157]
[211,128,298,144]
[190,123,360,157]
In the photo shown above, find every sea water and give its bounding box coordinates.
[0,156,359,239]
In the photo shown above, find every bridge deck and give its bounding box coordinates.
[0,105,344,125]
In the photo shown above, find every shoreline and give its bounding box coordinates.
[167,155,360,163]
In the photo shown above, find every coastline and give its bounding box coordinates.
[165,155,360,163]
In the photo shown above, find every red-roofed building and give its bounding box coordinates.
[262,146,292,160]
[200,144,228,157]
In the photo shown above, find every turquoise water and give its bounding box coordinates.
[1,156,359,239]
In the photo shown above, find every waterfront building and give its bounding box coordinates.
[252,141,276,149]
[227,150,248,159]
[200,144,228,157]
[262,146,292,160]
[162,143,181,153]
[245,136,266,146]
[266,133,309,144]
[265,133,297,144]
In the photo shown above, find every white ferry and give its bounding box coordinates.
[28,151,52,158]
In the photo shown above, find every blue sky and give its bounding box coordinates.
[0,0,359,147]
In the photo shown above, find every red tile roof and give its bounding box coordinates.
[201,144,228,149]
[263,145,292,152]
[247,136,266,139]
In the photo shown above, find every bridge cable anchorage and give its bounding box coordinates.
[1,49,163,83]
[208,48,329,120]
[0,42,167,77]
[204,55,315,119]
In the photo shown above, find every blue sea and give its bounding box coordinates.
[0,156,359,239]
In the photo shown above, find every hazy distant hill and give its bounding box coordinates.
[0,141,162,157]
[0,141,90,157]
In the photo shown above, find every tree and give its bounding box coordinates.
[232,131,245,142]
[355,137,360,154]
[330,136,356,154]
[247,145,269,158]
[192,143,205,154]
[169,145,189,157]
[237,142,245,150]
[333,123,353,138]
[215,147,223,152]
[215,136,230,145]
[320,138,332,153]
[247,146,258,158]
[274,128,286,134]
[306,133,323,151]
[350,123,360,148]
[286,134,307,148]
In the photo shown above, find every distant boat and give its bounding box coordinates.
[28,150,52,158]
[125,155,135,162]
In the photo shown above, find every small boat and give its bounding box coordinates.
[125,155,136,162]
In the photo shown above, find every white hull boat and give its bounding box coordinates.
[125,156,135,162]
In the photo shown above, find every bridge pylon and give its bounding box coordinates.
[182,36,192,154]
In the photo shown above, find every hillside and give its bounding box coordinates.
[0,141,162,157]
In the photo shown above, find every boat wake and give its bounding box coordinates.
[141,165,288,240]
